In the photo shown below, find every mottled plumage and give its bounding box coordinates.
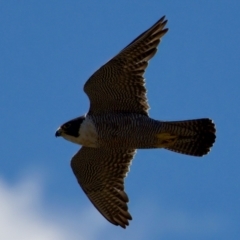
[71,147,135,227]
[84,16,168,116]
[55,16,216,228]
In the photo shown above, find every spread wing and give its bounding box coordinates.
[84,16,168,116]
[71,147,136,228]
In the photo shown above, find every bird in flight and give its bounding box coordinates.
[55,16,216,228]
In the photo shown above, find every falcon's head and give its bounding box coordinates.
[55,115,86,144]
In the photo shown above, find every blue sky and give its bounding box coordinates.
[1,1,239,239]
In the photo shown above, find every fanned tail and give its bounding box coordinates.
[157,118,216,156]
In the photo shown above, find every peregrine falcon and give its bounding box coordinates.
[55,16,216,228]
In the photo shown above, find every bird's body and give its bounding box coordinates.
[59,114,215,154]
[55,16,216,228]
[94,113,162,149]
[62,114,162,148]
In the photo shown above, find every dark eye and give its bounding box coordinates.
[63,123,71,129]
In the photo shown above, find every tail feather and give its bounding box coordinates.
[161,118,216,156]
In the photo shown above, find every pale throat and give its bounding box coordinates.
[78,117,98,147]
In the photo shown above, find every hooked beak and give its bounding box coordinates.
[55,128,62,137]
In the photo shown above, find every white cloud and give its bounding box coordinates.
[0,176,106,240]
[0,175,230,240]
